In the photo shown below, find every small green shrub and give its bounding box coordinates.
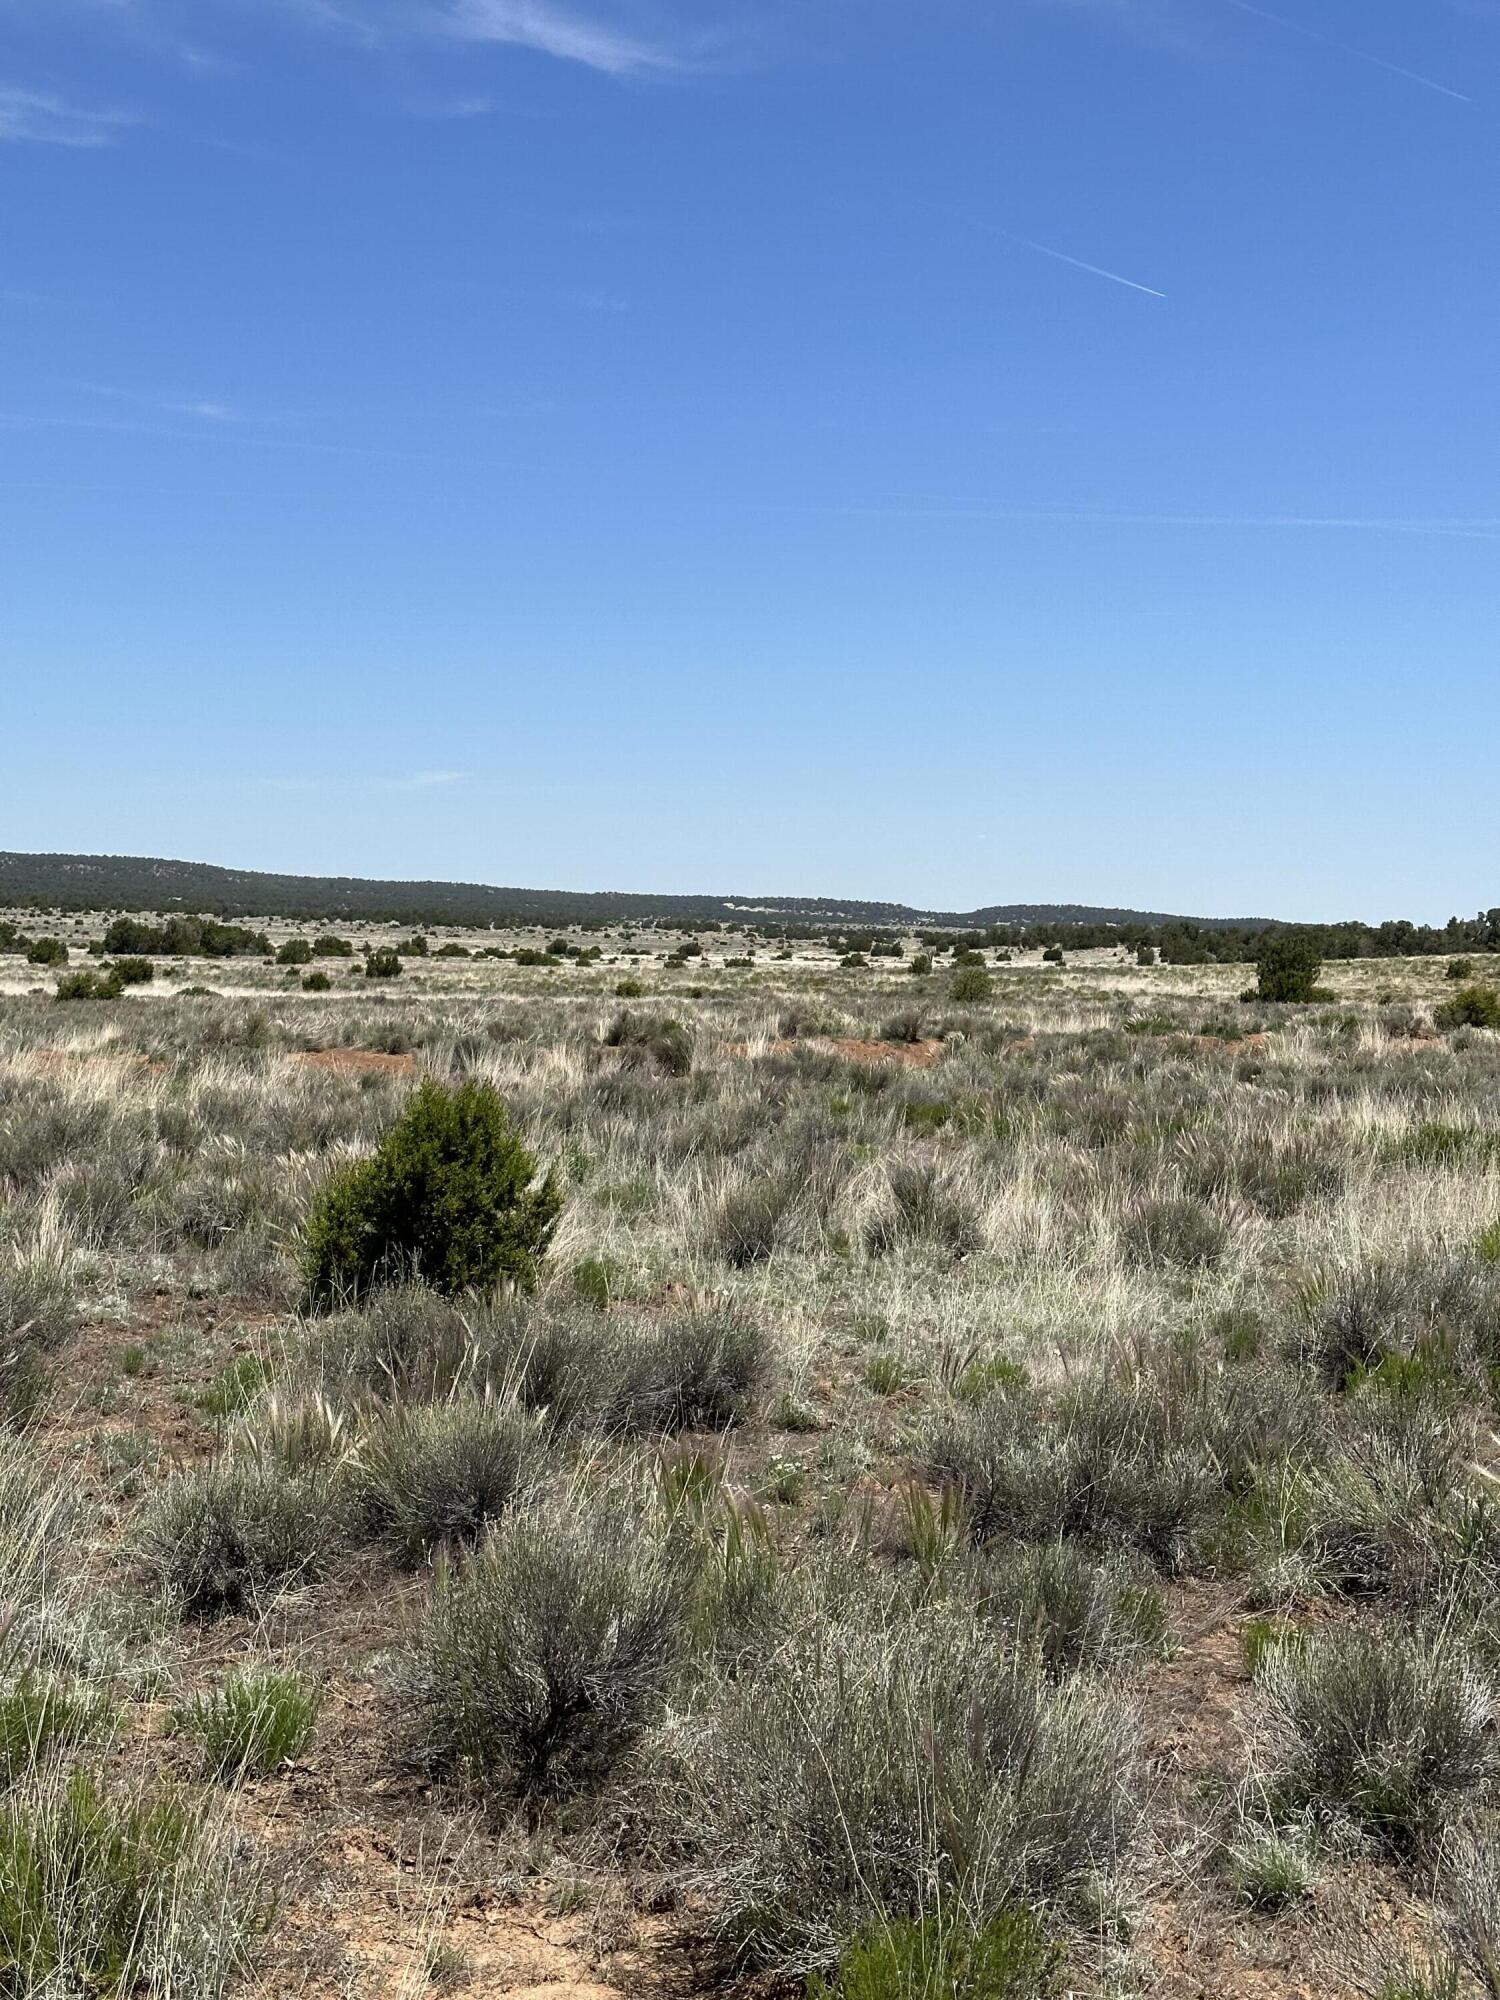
[614,978,645,998]
[950,966,992,1004]
[1253,933,1323,1003]
[1446,958,1475,981]
[602,1010,693,1076]
[302,1078,562,1307]
[302,969,332,991]
[573,1255,616,1308]
[364,946,403,979]
[54,969,122,1002]
[25,938,67,968]
[276,938,313,966]
[1436,985,1500,1030]
[0,1767,271,1995]
[403,1489,686,1796]
[0,1675,117,1785]
[109,956,153,986]
[806,1909,1059,1999]
[198,1353,272,1422]
[1225,1826,1317,1909]
[177,1666,320,1778]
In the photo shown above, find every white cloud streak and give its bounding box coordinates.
[441,0,678,73]
[0,84,136,146]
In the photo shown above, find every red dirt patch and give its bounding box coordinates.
[294,1049,418,1077]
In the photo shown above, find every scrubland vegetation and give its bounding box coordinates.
[3,926,1500,1995]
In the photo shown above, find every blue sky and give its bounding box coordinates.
[2,0,1495,921]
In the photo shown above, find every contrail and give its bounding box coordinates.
[785,503,1500,541]
[1215,0,1471,102]
[997,230,1167,299]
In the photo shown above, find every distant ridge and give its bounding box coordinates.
[0,852,1273,932]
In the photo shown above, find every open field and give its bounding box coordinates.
[3,938,1500,1998]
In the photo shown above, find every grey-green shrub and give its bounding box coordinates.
[667,1606,1137,1973]
[1261,1629,1500,1852]
[354,1398,549,1563]
[137,1460,342,1617]
[976,1540,1167,1677]
[402,1488,686,1797]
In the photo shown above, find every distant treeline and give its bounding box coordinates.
[0,852,1494,963]
[0,852,1267,933]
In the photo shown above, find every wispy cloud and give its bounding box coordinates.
[1212,0,1471,102]
[441,0,681,74]
[64,379,243,422]
[262,769,474,793]
[0,84,136,147]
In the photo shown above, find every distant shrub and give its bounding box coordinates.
[950,966,992,1004]
[1135,944,1157,967]
[302,1078,562,1307]
[110,956,153,986]
[302,970,332,992]
[25,937,67,967]
[276,937,312,966]
[610,1308,768,1433]
[614,977,645,998]
[403,1490,685,1796]
[603,1010,692,1077]
[1262,1630,1500,1852]
[908,953,933,977]
[312,933,353,957]
[401,934,429,957]
[1435,984,1500,1030]
[177,1666,320,1778]
[364,946,403,980]
[1123,1197,1227,1270]
[54,969,122,1002]
[435,941,470,957]
[1446,958,1475,981]
[1253,933,1322,1003]
[1041,946,1064,966]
